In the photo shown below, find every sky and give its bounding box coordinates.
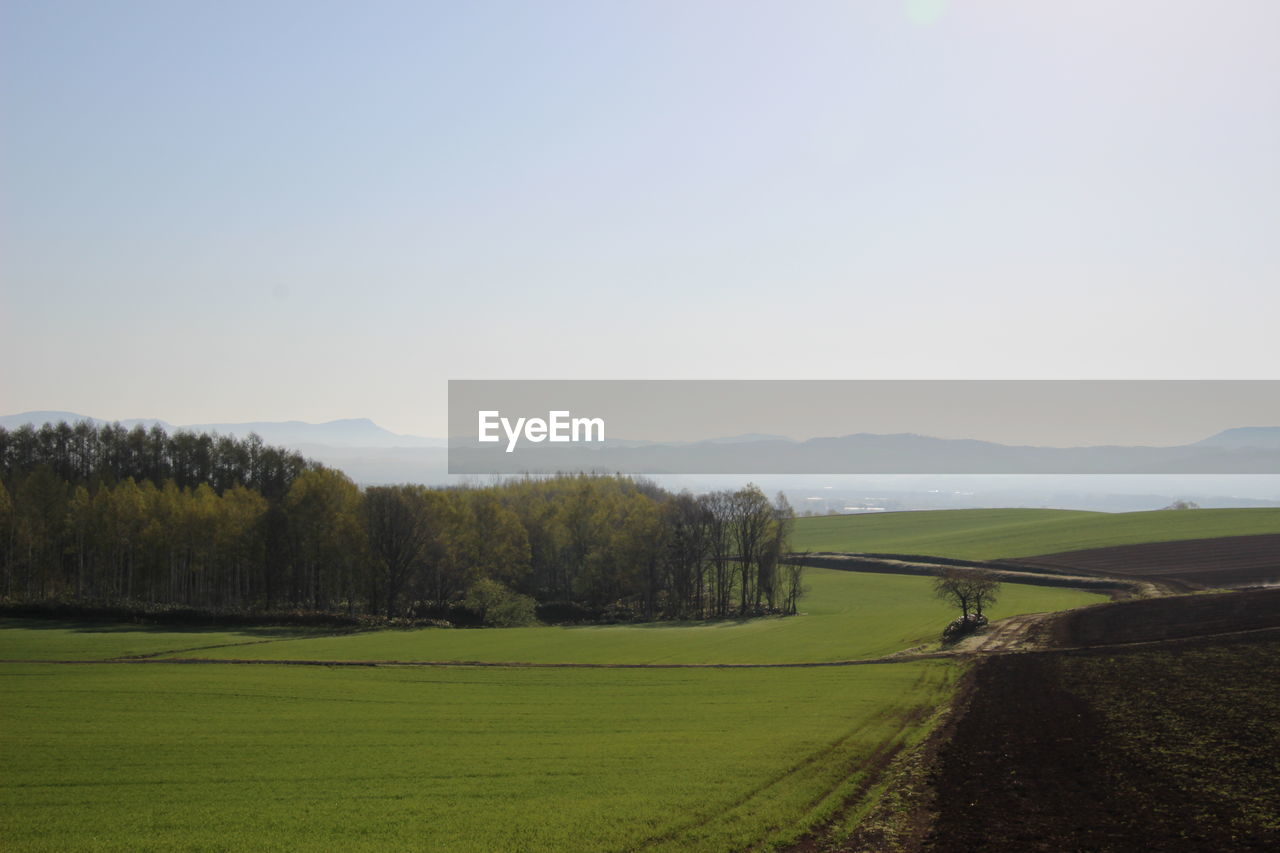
[3,0,1279,438]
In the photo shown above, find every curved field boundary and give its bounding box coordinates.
[791,507,1280,562]
[801,553,1145,595]
[0,653,957,668]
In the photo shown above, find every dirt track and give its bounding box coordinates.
[800,553,1145,596]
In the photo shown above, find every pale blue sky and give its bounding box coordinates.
[4,1,1278,436]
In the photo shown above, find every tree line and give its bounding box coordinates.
[0,420,310,499]
[0,422,801,623]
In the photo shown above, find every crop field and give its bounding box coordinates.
[792,507,1280,561]
[3,531,1274,851]
[925,633,1280,852]
[1046,586,1280,647]
[1011,533,1280,589]
[0,657,955,851]
[0,568,1107,852]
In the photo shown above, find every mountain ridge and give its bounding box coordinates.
[1194,426,1280,449]
[0,411,446,448]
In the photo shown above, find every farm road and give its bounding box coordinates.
[801,552,1161,596]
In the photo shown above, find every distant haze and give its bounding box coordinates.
[5,410,1278,507]
[0,411,445,448]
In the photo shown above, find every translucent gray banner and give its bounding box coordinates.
[448,380,1280,474]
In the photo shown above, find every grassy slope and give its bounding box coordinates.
[0,661,955,852]
[0,550,1109,851]
[791,507,1280,561]
[145,570,1102,664]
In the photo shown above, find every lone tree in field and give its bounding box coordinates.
[933,567,1001,620]
[934,568,972,619]
[966,569,1000,618]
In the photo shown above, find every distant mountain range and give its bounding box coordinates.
[1194,427,1280,450]
[0,411,447,449]
[449,429,1280,475]
[6,412,1280,479]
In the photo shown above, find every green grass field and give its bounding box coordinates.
[0,661,954,852]
[0,571,1103,666]
[0,568,1102,851]
[4,508,1265,851]
[792,507,1280,560]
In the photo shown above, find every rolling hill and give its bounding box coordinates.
[791,507,1280,561]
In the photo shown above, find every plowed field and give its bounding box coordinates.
[1046,586,1280,647]
[1006,533,1280,589]
[923,633,1280,852]
[920,589,1280,852]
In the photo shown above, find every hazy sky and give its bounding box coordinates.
[4,1,1278,438]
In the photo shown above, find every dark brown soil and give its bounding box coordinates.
[1047,586,1280,647]
[923,652,1139,852]
[1007,533,1280,589]
[921,608,1280,852]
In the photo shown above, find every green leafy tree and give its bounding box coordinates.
[0,478,14,597]
[463,578,537,627]
[286,468,364,610]
[364,485,436,617]
[17,466,68,598]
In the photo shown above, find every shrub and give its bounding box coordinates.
[941,613,988,644]
[488,593,538,627]
[535,601,600,624]
[462,579,539,627]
